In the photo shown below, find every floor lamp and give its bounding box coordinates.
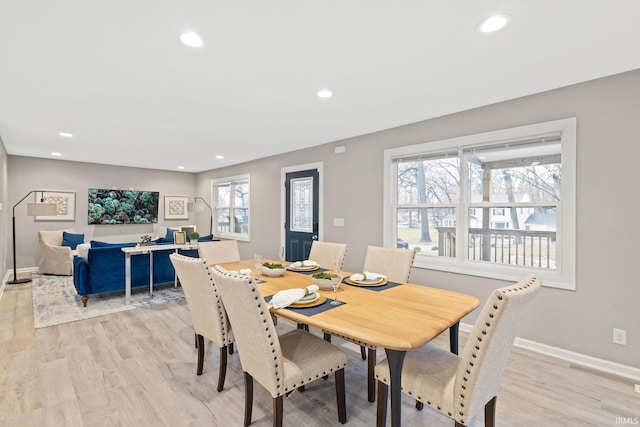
[187,197,213,235]
[7,191,58,285]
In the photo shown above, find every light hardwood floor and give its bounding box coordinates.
[1,281,638,427]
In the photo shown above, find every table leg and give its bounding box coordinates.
[124,253,132,304]
[384,348,406,427]
[149,252,154,297]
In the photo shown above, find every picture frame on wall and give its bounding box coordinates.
[35,191,76,221]
[164,195,189,220]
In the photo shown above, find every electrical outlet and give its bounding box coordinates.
[635,384,640,393]
[613,328,627,345]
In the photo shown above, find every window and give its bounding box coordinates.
[384,118,576,290]
[212,174,250,241]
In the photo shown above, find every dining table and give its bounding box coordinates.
[218,259,480,427]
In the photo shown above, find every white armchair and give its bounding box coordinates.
[38,228,77,275]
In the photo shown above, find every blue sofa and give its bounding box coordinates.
[73,240,199,306]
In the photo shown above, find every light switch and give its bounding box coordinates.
[333,218,344,227]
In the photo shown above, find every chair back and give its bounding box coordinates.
[362,245,415,282]
[38,228,76,246]
[170,254,232,347]
[454,275,541,425]
[308,241,349,270]
[210,265,285,397]
[198,240,240,265]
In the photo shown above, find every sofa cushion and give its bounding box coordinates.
[62,231,84,250]
[76,243,91,260]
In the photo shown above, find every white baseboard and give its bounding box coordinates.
[459,322,640,382]
[1,267,39,302]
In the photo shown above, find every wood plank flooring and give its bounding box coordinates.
[1,281,638,426]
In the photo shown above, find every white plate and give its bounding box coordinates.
[349,275,384,284]
[297,292,320,303]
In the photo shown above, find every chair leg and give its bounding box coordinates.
[455,422,464,427]
[376,381,388,427]
[449,322,459,355]
[323,332,332,342]
[485,396,497,427]
[367,347,376,402]
[273,395,284,427]
[196,334,205,376]
[415,401,423,410]
[217,346,228,392]
[194,332,198,348]
[296,323,309,331]
[360,345,367,360]
[335,368,347,424]
[244,372,253,427]
[228,343,234,354]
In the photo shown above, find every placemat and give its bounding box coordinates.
[264,295,345,316]
[342,277,403,292]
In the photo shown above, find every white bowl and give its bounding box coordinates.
[312,276,339,290]
[260,265,285,277]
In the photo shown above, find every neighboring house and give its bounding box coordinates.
[524,212,557,231]
[442,193,537,230]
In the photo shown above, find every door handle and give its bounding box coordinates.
[312,235,318,240]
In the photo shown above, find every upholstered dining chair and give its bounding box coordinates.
[169,253,234,392]
[307,241,349,270]
[210,265,348,427]
[325,245,415,402]
[197,239,241,265]
[375,275,541,427]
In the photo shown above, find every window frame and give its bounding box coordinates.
[211,174,251,242]
[383,118,576,290]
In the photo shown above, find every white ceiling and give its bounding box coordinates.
[1,1,640,173]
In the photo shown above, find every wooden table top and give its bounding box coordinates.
[218,260,480,352]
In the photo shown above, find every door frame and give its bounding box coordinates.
[280,162,323,261]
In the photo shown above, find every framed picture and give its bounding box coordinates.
[35,191,76,221]
[179,225,197,238]
[164,195,189,220]
[173,231,187,245]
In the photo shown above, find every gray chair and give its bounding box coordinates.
[210,265,348,427]
[169,254,234,392]
[197,239,241,265]
[307,241,349,270]
[375,275,541,427]
[325,245,415,402]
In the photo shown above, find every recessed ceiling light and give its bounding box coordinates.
[157,117,171,122]
[478,15,510,33]
[180,32,203,48]
[215,155,224,159]
[59,132,73,138]
[317,89,333,98]
[177,165,185,170]
[51,152,62,156]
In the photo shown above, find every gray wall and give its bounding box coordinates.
[6,157,197,271]
[0,137,8,282]
[195,69,640,368]
[4,69,638,369]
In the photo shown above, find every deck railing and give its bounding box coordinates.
[436,227,557,269]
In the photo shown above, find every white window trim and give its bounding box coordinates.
[212,173,250,242]
[383,118,576,290]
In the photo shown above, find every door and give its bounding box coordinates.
[285,168,319,261]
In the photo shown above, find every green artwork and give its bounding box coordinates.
[88,189,159,225]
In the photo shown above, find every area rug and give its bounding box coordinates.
[32,274,185,328]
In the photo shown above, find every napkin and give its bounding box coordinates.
[270,285,319,309]
[239,269,252,276]
[350,271,387,281]
[289,260,319,268]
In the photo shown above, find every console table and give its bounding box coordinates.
[121,243,198,303]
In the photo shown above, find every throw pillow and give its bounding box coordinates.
[198,234,215,242]
[165,228,178,240]
[62,231,84,250]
